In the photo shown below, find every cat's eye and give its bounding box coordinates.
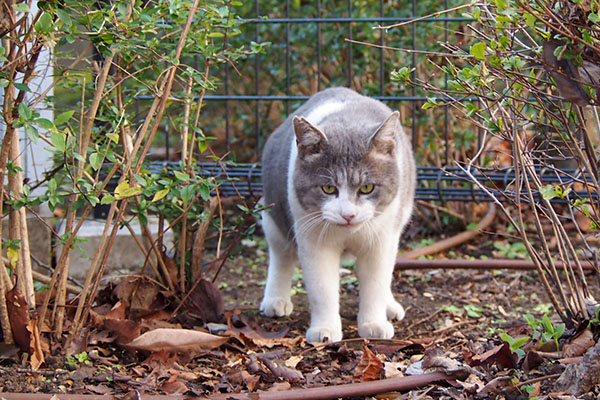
[359,184,375,194]
[321,185,337,195]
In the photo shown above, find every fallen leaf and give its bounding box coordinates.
[469,342,517,369]
[269,382,291,392]
[126,328,228,352]
[105,300,129,320]
[160,376,188,394]
[284,355,303,368]
[422,347,478,380]
[186,278,224,323]
[6,285,30,352]
[226,368,260,391]
[353,342,384,382]
[522,350,546,373]
[27,318,45,370]
[105,318,141,345]
[384,361,405,379]
[563,328,595,358]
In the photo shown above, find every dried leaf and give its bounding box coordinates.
[563,328,595,358]
[126,328,228,352]
[469,342,517,369]
[27,318,45,370]
[105,318,141,345]
[187,278,224,323]
[160,377,188,394]
[6,285,30,352]
[353,342,384,382]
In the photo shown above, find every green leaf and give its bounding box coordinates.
[114,180,142,200]
[51,131,66,152]
[470,42,487,60]
[18,103,33,120]
[55,110,74,125]
[35,118,54,130]
[443,304,463,315]
[106,133,119,143]
[56,9,72,27]
[173,170,190,181]
[540,184,557,200]
[25,125,39,143]
[152,188,170,202]
[12,3,29,12]
[34,12,53,33]
[101,194,115,205]
[14,82,30,92]
[199,184,210,201]
[89,153,102,171]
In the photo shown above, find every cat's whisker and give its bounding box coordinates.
[293,211,324,239]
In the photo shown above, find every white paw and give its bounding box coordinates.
[260,296,293,317]
[358,320,394,339]
[306,326,343,343]
[386,299,405,321]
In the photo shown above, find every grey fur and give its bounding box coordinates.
[262,87,415,241]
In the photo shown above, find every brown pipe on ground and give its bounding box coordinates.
[395,258,597,271]
[399,203,497,261]
[0,372,459,400]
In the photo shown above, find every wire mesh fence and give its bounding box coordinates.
[134,0,587,203]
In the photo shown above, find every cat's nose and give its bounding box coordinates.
[343,215,355,223]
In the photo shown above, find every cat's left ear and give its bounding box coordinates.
[369,111,399,155]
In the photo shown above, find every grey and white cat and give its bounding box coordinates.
[260,87,416,343]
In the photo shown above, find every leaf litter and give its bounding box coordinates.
[1,229,600,398]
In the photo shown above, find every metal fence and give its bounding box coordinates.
[142,1,583,203]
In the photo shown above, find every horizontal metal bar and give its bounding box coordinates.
[241,17,473,24]
[134,95,482,102]
[113,162,595,203]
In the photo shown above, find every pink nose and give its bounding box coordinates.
[343,215,354,223]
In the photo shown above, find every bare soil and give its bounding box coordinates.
[1,216,599,399]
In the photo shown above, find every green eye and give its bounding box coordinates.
[359,184,374,194]
[321,185,337,195]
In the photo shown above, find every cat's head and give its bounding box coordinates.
[292,112,401,230]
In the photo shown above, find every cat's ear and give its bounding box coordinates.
[293,116,328,158]
[369,111,399,155]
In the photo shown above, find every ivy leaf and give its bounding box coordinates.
[55,110,74,125]
[470,42,487,60]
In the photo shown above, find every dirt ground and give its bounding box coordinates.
[1,213,599,399]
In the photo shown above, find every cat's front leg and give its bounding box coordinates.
[356,238,401,339]
[260,212,297,317]
[299,245,343,343]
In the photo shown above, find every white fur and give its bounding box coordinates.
[304,101,345,125]
[261,100,411,343]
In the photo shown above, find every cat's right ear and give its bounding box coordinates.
[293,116,328,158]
